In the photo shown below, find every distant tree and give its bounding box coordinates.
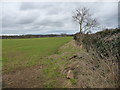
[73,7,98,34]
[73,7,98,45]
[61,33,67,37]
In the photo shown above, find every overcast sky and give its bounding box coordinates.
[1,2,118,35]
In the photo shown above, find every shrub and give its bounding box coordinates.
[74,28,120,61]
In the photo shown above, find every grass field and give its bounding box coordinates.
[2,37,72,73]
[2,29,119,88]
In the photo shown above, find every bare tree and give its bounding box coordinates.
[73,7,98,34]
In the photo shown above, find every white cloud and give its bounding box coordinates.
[1,2,118,34]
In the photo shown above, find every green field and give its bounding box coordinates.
[2,37,72,72]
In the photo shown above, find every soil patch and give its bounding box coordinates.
[3,64,44,88]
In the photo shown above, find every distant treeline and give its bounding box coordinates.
[1,34,74,39]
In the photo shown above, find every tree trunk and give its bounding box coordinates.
[79,24,83,45]
[80,24,82,34]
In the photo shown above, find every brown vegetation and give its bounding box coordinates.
[74,28,120,87]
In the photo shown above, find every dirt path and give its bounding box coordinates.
[3,65,44,88]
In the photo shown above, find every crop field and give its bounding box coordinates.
[2,37,72,73]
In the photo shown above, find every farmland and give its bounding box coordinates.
[2,29,119,88]
[2,37,72,73]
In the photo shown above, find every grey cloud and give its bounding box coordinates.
[43,29,75,34]
[16,15,37,24]
[20,2,37,10]
[118,1,120,28]
[47,9,59,15]
[34,16,65,27]
[2,2,118,35]
[20,2,54,10]
[17,18,35,24]
[40,21,64,27]
[2,16,17,28]
[101,13,118,28]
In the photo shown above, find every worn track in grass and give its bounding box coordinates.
[3,65,44,88]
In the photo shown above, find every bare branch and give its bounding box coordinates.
[72,7,98,34]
